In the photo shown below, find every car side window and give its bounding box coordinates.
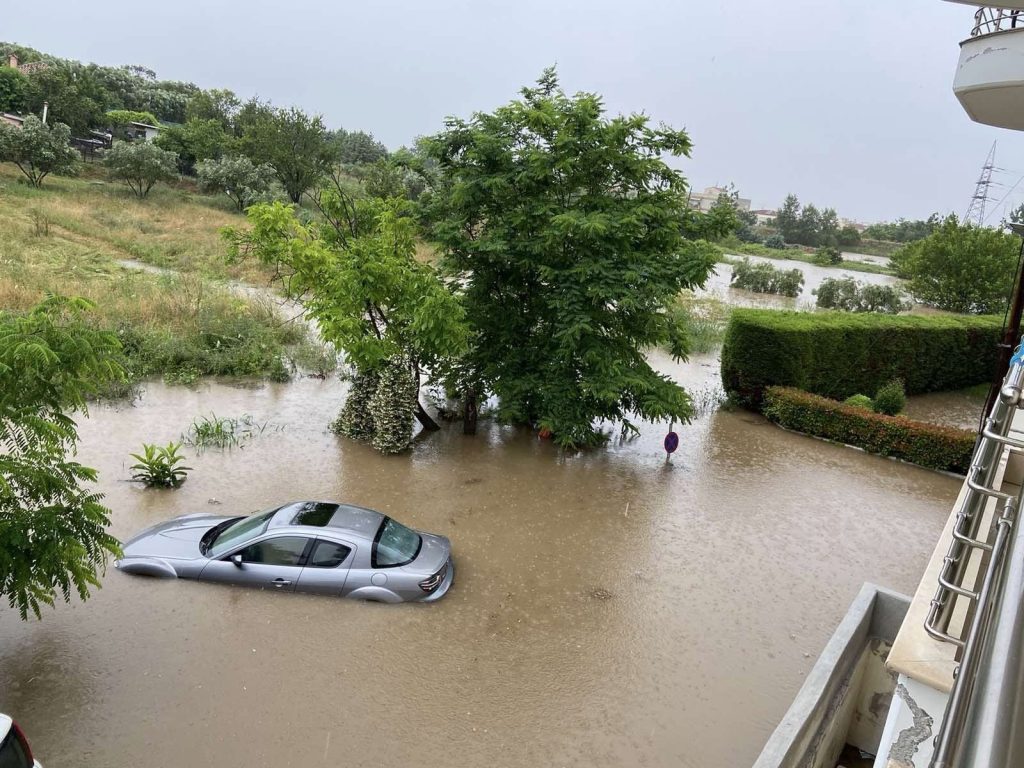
[234,536,309,566]
[308,539,352,568]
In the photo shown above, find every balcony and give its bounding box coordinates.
[952,6,1024,130]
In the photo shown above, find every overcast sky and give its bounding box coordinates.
[7,0,1023,223]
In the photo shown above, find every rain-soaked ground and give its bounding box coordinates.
[0,349,960,768]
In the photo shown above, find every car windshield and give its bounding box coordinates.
[373,517,422,567]
[207,510,276,558]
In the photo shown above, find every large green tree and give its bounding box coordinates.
[0,67,27,114]
[236,101,336,203]
[225,176,468,438]
[333,128,389,165]
[0,115,78,187]
[422,69,716,448]
[0,296,124,619]
[155,117,230,175]
[892,215,1019,314]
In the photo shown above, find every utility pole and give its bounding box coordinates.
[965,141,998,225]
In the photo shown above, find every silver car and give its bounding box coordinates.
[115,501,454,603]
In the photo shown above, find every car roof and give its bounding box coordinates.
[0,714,11,738]
[267,501,384,540]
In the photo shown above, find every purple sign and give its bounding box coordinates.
[664,431,679,454]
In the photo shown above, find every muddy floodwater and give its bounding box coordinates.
[0,352,958,768]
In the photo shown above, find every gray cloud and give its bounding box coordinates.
[7,0,1020,222]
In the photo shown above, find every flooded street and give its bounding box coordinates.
[0,353,959,768]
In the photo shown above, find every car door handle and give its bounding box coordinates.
[273,579,291,587]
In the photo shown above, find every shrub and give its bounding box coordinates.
[814,277,909,314]
[0,116,78,187]
[873,379,907,416]
[730,259,804,297]
[196,155,278,211]
[368,357,418,454]
[764,234,786,250]
[814,245,843,265]
[721,309,1001,407]
[763,386,974,473]
[844,394,873,410]
[332,368,379,439]
[105,140,178,198]
[129,442,191,487]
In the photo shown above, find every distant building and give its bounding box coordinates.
[751,209,776,226]
[838,217,867,232]
[6,54,50,76]
[125,121,161,141]
[687,185,752,213]
[0,113,24,128]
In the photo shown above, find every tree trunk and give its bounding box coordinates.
[415,400,440,431]
[463,388,478,435]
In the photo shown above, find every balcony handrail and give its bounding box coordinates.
[971,7,1024,37]
[927,345,1024,767]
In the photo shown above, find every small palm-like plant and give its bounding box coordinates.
[130,441,192,487]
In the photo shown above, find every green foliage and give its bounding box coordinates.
[422,68,716,447]
[154,118,230,175]
[813,245,842,265]
[333,128,388,165]
[843,394,873,410]
[0,67,27,113]
[105,109,159,127]
[185,88,240,129]
[0,116,78,187]
[720,308,1001,407]
[837,225,862,247]
[683,193,741,240]
[183,413,270,449]
[863,214,940,243]
[764,386,973,473]
[764,233,786,249]
[129,441,191,487]
[0,295,124,619]
[369,357,419,454]
[873,378,906,416]
[236,101,335,203]
[672,295,732,354]
[104,140,178,198]
[22,63,107,135]
[891,215,1019,314]
[774,193,844,247]
[814,277,909,314]
[196,155,277,210]
[730,258,804,297]
[332,368,379,439]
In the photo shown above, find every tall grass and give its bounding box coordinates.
[0,166,314,387]
[673,294,733,354]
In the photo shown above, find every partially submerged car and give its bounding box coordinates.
[116,501,453,603]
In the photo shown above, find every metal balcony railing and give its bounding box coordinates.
[971,7,1024,37]
[926,346,1024,767]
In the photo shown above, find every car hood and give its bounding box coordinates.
[121,513,235,560]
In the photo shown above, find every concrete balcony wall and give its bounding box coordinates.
[954,27,1024,130]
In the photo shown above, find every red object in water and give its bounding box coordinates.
[538,427,552,439]
[664,431,679,454]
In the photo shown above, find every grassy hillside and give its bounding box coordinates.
[0,164,324,389]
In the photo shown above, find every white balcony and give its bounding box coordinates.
[952,7,1024,130]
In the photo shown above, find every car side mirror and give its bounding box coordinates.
[230,554,244,568]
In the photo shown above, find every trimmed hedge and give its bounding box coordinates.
[721,309,1001,407]
[763,386,975,474]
